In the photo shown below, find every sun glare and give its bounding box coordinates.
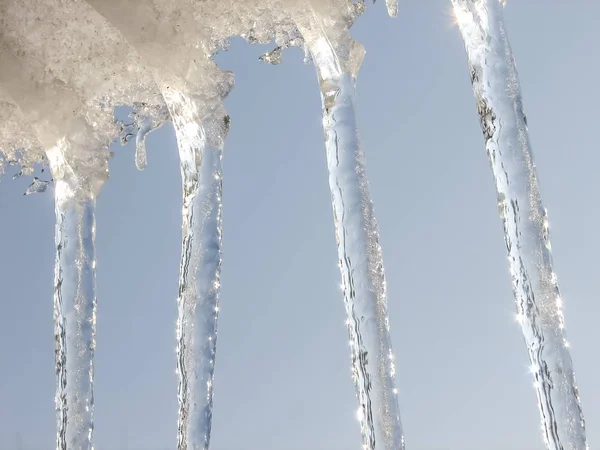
[452,5,471,27]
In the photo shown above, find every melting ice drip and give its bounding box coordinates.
[0,1,588,450]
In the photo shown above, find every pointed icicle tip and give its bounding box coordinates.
[135,116,153,171]
[386,0,398,18]
[135,136,147,171]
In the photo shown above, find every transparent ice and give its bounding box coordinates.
[452,1,588,449]
[0,0,590,449]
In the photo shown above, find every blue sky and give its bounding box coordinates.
[0,2,598,449]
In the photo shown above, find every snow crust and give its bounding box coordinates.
[0,0,386,178]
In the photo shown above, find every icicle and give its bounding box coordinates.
[386,0,399,18]
[47,143,100,450]
[300,21,405,450]
[452,1,587,449]
[0,45,107,449]
[135,116,153,171]
[162,90,227,450]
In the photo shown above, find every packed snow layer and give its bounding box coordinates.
[0,0,383,176]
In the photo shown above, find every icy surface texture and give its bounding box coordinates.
[0,48,110,196]
[85,0,373,103]
[452,1,587,449]
[0,0,164,183]
[84,0,232,113]
[166,91,227,450]
[53,190,98,450]
[0,88,44,177]
[0,0,390,178]
[301,12,404,449]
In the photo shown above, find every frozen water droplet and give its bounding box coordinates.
[386,0,399,18]
[259,47,283,65]
[135,117,153,171]
[24,177,51,195]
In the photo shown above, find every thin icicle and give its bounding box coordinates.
[163,90,227,450]
[304,28,404,450]
[135,116,153,171]
[48,144,99,450]
[452,1,587,449]
[386,0,399,18]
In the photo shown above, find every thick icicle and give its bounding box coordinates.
[163,91,227,450]
[303,26,404,450]
[0,47,106,450]
[48,144,100,450]
[452,1,587,449]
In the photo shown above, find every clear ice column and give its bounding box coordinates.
[163,91,227,450]
[48,145,100,450]
[306,32,405,450]
[452,1,587,449]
